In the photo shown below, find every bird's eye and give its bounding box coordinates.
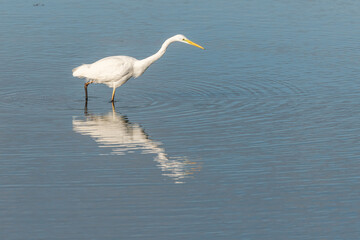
[182,38,185,41]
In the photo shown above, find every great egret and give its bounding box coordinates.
[72,34,204,102]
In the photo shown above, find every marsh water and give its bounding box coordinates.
[1,1,360,239]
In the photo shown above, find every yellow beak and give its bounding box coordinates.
[185,39,205,50]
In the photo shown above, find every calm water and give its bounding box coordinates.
[1,1,360,239]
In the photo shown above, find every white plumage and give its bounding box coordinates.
[72,34,204,102]
[73,56,136,88]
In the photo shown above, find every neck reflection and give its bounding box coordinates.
[72,104,199,183]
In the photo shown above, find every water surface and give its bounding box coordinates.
[1,1,360,239]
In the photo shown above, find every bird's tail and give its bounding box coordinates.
[72,66,80,73]
[72,64,89,78]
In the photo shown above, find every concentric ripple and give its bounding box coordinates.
[131,76,307,121]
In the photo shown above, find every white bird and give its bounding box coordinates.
[72,34,204,102]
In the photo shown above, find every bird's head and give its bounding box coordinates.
[173,34,205,50]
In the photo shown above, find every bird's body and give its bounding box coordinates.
[72,34,204,102]
[73,56,137,88]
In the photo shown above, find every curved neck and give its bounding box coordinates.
[138,38,173,70]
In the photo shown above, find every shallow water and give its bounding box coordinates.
[1,1,360,239]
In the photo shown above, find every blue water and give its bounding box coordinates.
[1,1,360,239]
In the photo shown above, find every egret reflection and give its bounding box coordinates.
[72,104,199,183]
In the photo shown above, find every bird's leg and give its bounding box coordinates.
[111,87,116,102]
[111,101,116,112]
[84,100,88,115]
[84,81,93,101]
[84,82,90,100]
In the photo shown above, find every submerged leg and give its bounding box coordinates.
[84,81,93,101]
[84,100,88,115]
[111,101,115,112]
[111,87,116,102]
